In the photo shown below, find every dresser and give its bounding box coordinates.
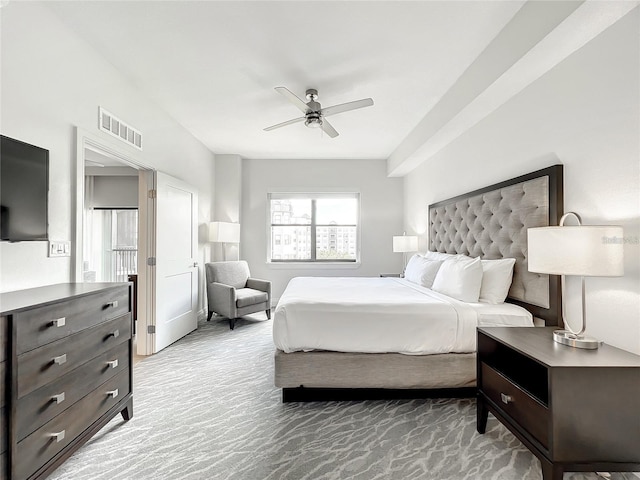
[477,327,640,480]
[0,283,133,480]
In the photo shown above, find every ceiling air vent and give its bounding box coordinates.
[98,107,142,150]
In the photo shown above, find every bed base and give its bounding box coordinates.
[275,349,477,403]
[282,386,476,403]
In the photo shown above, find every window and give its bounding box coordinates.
[269,193,359,262]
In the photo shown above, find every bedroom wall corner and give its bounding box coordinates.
[0,2,216,298]
[402,8,640,354]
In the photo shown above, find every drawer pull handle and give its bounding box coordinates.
[106,300,119,308]
[107,359,119,369]
[501,393,514,405]
[52,392,65,404]
[108,330,120,339]
[51,317,66,328]
[50,430,66,443]
[52,354,67,365]
[107,389,119,399]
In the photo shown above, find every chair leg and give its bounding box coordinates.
[207,311,213,321]
[266,309,271,320]
[229,318,236,330]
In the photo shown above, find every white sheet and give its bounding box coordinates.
[273,277,533,355]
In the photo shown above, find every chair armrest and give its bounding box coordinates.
[247,278,271,299]
[209,282,236,318]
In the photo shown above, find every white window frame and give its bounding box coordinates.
[267,192,360,264]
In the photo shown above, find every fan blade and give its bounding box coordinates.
[320,118,339,138]
[274,87,310,113]
[263,116,306,131]
[321,98,374,117]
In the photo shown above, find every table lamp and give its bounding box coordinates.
[393,233,418,274]
[527,212,624,349]
[209,221,240,260]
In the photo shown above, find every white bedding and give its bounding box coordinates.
[273,277,533,355]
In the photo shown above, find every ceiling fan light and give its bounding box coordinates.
[305,117,322,128]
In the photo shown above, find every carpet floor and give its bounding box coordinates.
[48,316,639,480]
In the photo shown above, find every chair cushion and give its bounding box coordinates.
[207,261,250,289]
[235,288,268,308]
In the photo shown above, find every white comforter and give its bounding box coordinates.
[273,277,489,355]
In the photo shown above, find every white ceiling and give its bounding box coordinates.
[45,0,524,161]
[44,1,638,172]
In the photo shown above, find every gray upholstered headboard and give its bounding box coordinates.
[428,165,563,326]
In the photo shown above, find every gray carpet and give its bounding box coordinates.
[48,316,638,480]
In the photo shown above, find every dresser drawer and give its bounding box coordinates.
[18,314,131,398]
[16,369,130,480]
[481,362,549,449]
[16,286,129,355]
[17,340,130,441]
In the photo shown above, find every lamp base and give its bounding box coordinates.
[553,330,601,349]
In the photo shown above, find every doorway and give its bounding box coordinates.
[75,127,153,356]
[75,127,199,357]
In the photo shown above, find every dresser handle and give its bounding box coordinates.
[106,300,119,308]
[52,392,65,404]
[107,389,119,399]
[51,317,66,328]
[108,330,120,339]
[52,354,67,365]
[50,430,66,443]
[107,359,119,369]
[501,393,514,404]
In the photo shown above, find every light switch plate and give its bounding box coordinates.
[49,240,71,257]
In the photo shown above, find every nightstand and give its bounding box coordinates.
[477,327,640,480]
[379,273,402,277]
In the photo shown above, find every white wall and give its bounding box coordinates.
[242,158,404,301]
[404,10,640,354]
[92,176,138,208]
[213,154,242,261]
[0,2,215,297]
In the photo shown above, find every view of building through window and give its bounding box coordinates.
[270,195,358,261]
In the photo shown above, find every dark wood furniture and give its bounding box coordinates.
[477,327,640,480]
[1,315,7,480]
[0,283,133,480]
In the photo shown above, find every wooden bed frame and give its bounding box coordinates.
[275,165,564,402]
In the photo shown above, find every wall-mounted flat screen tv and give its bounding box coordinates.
[1,135,49,241]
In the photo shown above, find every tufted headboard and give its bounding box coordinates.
[428,165,563,326]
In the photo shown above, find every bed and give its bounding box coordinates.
[274,165,564,402]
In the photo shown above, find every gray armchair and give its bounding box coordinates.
[205,261,271,330]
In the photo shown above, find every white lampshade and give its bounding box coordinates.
[209,222,240,243]
[393,235,418,253]
[528,225,624,277]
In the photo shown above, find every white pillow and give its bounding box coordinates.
[404,255,444,288]
[424,251,458,262]
[431,256,484,302]
[479,258,516,304]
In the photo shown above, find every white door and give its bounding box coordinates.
[151,171,198,353]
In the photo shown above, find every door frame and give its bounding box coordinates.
[74,127,155,355]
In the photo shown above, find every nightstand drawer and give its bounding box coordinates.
[481,362,549,449]
[17,314,131,398]
[16,286,129,355]
[16,369,130,480]
[16,340,130,441]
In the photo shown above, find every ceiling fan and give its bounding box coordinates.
[264,87,374,138]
